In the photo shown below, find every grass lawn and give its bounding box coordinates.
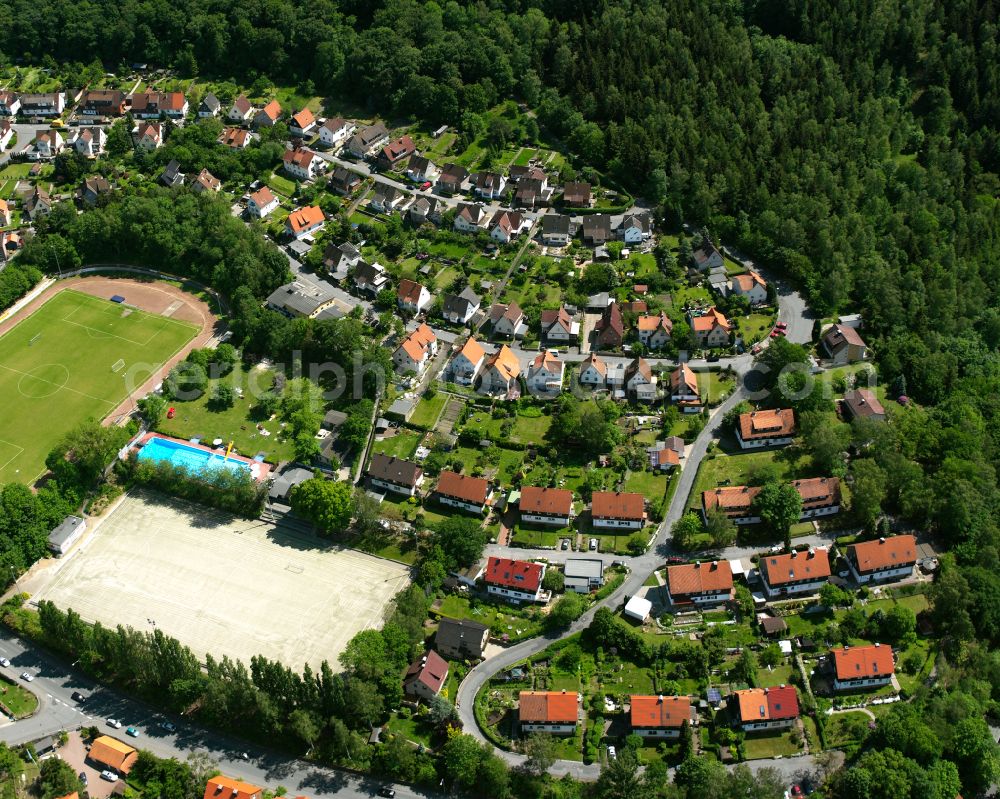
[742,730,802,760]
[268,172,297,197]
[705,371,735,404]
[437,594,544,640]
[665,285,712,310]
[370,429,423,459]
[513,147,536,166]
[386,713,434,748]
[734,312,775,344]
[623,469,668,502]
[687,448,815,513]
[408,392,448,429]
[624,252,659,278]
[433,265,461,292]
[0,163,34,180]
[511,526,563,547]
[0,289,198,483]
[512,412,553,443]
[823,710,872,750]
[0,678,38,717]
[757,662,795,688]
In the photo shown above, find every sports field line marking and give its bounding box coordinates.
[77,290,200,332]
[0,363,117,407]
[0,436,25,476]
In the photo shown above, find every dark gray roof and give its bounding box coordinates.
[367,453,422,487]
[268,466,315,501]
[372,184,403,204]
[266,281,334,317]
[543,214,571,235]
[583,214,612,236]
[436,617,489,654]
[443,286,480,315]
[48,515,85,549]
[200,93,221,112]
[324,409,348,429]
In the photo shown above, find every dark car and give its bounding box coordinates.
[666,556,686,564]
[71,691,87,703]
[78,772,88,786]
[377,789,396,798]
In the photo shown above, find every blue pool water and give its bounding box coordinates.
[137,436,252,475]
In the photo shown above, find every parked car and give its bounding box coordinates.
[160,721,176,732]
[71,691,87,703]
[78,772,87,786]
[126,727,139,738]
[20,672,33,682]
[666,556,686,564]
[100,771,118,782]
[106,718,122,729]
[589,538,599,551]
[0,657,9,667]
[561,539,569,550]
[776,321,788,330]
[751,343,763,354]
[377,789,396,798]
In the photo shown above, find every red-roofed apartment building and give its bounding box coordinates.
[846,535,917,584]
[630,695,692,739]
[665,560,734,607]
[403,649,449,701]
[435,470,491,514]
[736,408,797,449]
[485,556,546,604]
[519,486,573,526]
[203,776,263,799]
[731,686,799,731]
[591,491,646,530]
[519,690,578,734]
[759,547,831,598]
[830,644,894,691]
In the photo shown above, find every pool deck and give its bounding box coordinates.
[134,431,273,481]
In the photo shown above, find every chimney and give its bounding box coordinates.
[790,550,797,559]
[874,643,880,647]
[879,536,886,543]
[694,561,701,568]
[658,695,664,703]
[711,560,718,568]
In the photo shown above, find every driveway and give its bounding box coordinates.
[58,730,121,798]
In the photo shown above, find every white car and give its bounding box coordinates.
[19,672,33,682]
[0,657,9,667]
[106,718,122,729]
[607,746,617,760]
[589,538,599,551]
[100,771,119,782]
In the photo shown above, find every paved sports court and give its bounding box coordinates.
[32,491,411,669]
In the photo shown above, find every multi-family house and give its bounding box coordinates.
[397,279,432,314]
[730,270,768,305]
[282,148,320,181]
[830,644,894,691]
[19,93,65,117]
[636,312,673,349]
[392,323,437,373]
[480,345,521,397]
[526,350,564,394]
[435,471,491,514]
[365,453,424,496]
[519,691,577,735]
[435,618,489,660]
[846,535,917,584]
[247,186,280,219]
[794,477,841,519]
[130,91,187,118]
[731,686,799,731]
[592,491,645,530]
[486,556,546,603]
[689,307,731,348]
[319,118,355,148]
[71,127,106,157]
[665,560,734,606]
[702,485,762,524]
[519,486,573,527]
[450,337,486,385]
[630,695,691,739]
[346,123,390,158]
[542,213,572,246]
[284,205,325,239]
[736,409,797,449]
[442,286,480,325]
[759,547,831,598]
[81,89,126,116]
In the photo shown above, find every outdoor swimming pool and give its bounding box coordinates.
[137,436,255,476]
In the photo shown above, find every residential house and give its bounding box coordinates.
[397,279,432,314]
[846,535,917,584]
[822,324,868,364]
[592,491,645,530]
[192,168,221,194]
[81,89,126,116]
[198,93,221,118]
[19,93,65,117]
[670,363,701,411]
[541,306,578,342]
[625,357,656,401]
[579,352,608,387]
[218,127,251,149]
[630,695,691,739]
[23,186,53,220]
[830,644,894,691]
[130,91,187,119]
[486,556,546,603]
[450,337,486,385]
[88,736,138,775]
[132,121,162,151]
[0,120,11,150]
[0,92,20,116]
[319,117,354,148]
[665,560,734,606]
[31,129,64,159]
[582,214,612,246]
[346,123,389,158]
[0,198,9,227]
[689,307,731,348]
[759,547,831,598]
[841,388,886,422]
[542,213,572,246]
[80,176,112,206]
[289,108,316,137]
[692,240,724,271]
[354,261,389,295]
[617,212,650,244]
[481,344,521,397]
[519,485,573,526]
[435,618,489,660]
[284,205,325,239]
[0,230,22,262]
[564,559,604,594]
[71,127,106,157]
[252,100,282,129]
[731,686,799,731]
[403,650,448,701]
[406,155,438,183]
[227,95,254,123]
[247,186,280,219]
[376,135,415,169]
[730,271,768,305]
[490,209,529,244]
[648,446,680,472]
[519,691,578,734]
[453,202,489,233]
[794,477,841,519]
[265,282,339,319]
[587,292,614,311]
[328,165,362,195]
[442,286,480,325]
[282,148,320,181]
[323,241,362,281]
[473,171,507,199]
[392,323,437,373]
[202,777,262,799]
[435,470,491,514]
[409,196,442,226]
[605,360,626,392]
[636,312,673,349]
[562,181,591,207]
[366,454,424,496]
[489,302,527,338]
[367,183,404,214]
[526,350,564,394]
[435,163,469,195]
[161,160,185,187]
[595,302,625,349]
[736,408,797,449]
[515,177,549,208]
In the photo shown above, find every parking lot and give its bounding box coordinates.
[31,491,411,669]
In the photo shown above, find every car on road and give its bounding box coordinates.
[78,772,87,786]
[106,718,122,729]
[0,657,8,667]
[160,721,176,732]
[126,727,139,738]
[666,556,686,564]
[71,691,87,703]
[19,672,33,682]
[100,771,118,782]
[751,343,763,355]
[420,181,431,190]
[377,789,396,798]
[589,538,599,551]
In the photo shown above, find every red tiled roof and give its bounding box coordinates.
[249,186,276,207]
[486,556,543,593]
[848,535,917,573]
[733,686,799,722]
[397,278,426,304]
[436,470,489,504]
[519,485,573,516]
[760,548,830,586]
[283,148,316,169]
[404,649,448,694]
[203,776,262,799]
[831,644,894,680]
[518,691,577,723]
[666,560,733,597]
[843,388,885,419]
[690,306,731,333]
[823,323,866,348]
[291,108,315,129]
[738,409,796,441]
[702,485,760,513]
[591,491,644,521]
[670,363,699,396]
[259,99,281,121]
[286,205,324,233]
[630,695,690,729]
[793,477,840,507]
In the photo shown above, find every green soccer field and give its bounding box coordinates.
[0,289,199,483]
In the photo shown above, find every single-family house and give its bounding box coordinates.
[80,176,111,207]
[454,202,489,233]
[132,121,162,150]
[289,108,316,137]
[481,344,521,397]
[730,271,768,305]
[376,135,415,169]
[218,126,251,149]
[0,198,10,226]
[794,477,841,519]
[692,240,724,271]
[23,186,53,220]
[88,736,138,775]
[630,695,691,739]
[830,644,894,691]
[519,691,578,734]
[397,279,432,314]
[846,535,917,584]
[617,212,650,244]
[670,363,701,410]
[564,559,605,594]
[319,117,354,148]
[161,160,184,187]
[579,352,608,387]
[0,229,22,260]
[409,196,442,226]
[247,186,280,219]
[450,337,486,385]
[284,205,325,239]
[0,92,20,116]
[473,171,507,199]
[731,686,799,731]
[736,408,797,449]
[442,286,480,325]
[582,214,612,246]
[759,547,831,598]
[436,163,469,195]
[690,307,731,348]
[526,350,564,394]
[592,491,645,530]
[648,446,680,472]
[542,213,572,246]
[636,312,673,349]
[202,777,262,799]
[328,165,362,195]
[227,95,254,123]
[435,470,491,514]
[540,306,578,342]
[822,324,868,364]
[665,560,734,606]
[486,556,546,603]
[346,123,390,158]
[489,302,527,338]
[252,100,282,129]
[595,302,625,350]
[72,127,106,157]
[282,148,320,181]
[81,89,126,116]
[392,323,437,373]
[192,168,221,194]
[130,91,187,118]
[32,129,64,159]
[403,649,448,701]
[19,93,65,117]
[519,485,573,526]
[322,241,361,282]
[515,177,549,208]
[490,209,529,244]
[0,120,12,150]
[625,357,656,401]
[436,617,489,660]
[369,183,408,214]
[198,93,221,118]
[366,454,423,496]
[354,261,389,295]
[841,388,886,422]
[406,155,438,183]
[562,181,591,207]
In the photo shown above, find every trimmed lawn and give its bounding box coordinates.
[512,412,553,443]
[513,147,536,166]
[437,594,544,640]
[623,469,668,502]
[386,713,434,748]
[433,265,461,292]
[370,429,423,459]
[511,526,563,547]
[268,172,297,197]
[0,678,38,717]
[0,163,34,180]
[757,662,795,688]
[705,371,735,404]
[734,312,775,344]
[742,730,802,760]
[665,285,712,311]
[408,392,448,429]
